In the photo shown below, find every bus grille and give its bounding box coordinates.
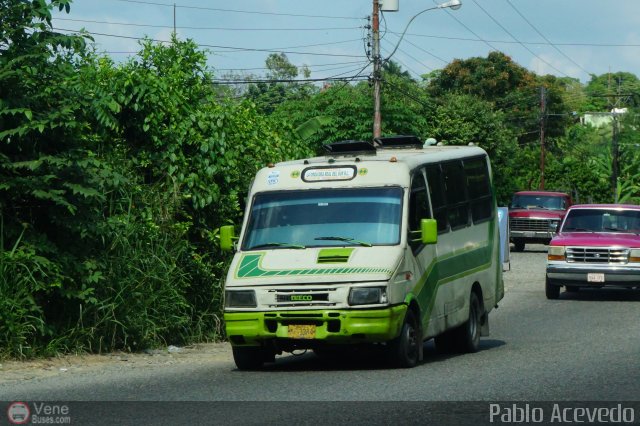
[566,247,629,264]
[268,288,337,308]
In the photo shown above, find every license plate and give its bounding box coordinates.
[587,273,605,283]
[288,324,316,339]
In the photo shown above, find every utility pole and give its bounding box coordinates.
[539,86,546,190]
[372,0,382,138]
[612,113,619,202]
[173,3,176,35]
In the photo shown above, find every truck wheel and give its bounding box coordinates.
[513,239,525,252]
[388,310,419,368]
[457,292,481,353]
[232,346,265,370]
[545,277,560,300]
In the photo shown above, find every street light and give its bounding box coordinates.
[385,0,461,61]
[371,0,462,138]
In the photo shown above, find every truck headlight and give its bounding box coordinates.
[548,246,565,261]
[630,249,640,263]
[225,290,257,308]
[348,287,388,306]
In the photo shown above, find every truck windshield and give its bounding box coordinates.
[242,187,403,250]
[511,194,566,210]
[561,209,640,233]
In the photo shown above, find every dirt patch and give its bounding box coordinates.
[0,342,232,385]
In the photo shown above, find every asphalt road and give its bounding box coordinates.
[3,244,640,424]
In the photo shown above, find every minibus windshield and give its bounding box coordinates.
[242,187,403,250]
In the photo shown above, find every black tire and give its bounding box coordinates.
[545,277,560,300]
[513,239,525,252]
[457,291,482,353]
[388,310,420,368]
[232,346,264,370]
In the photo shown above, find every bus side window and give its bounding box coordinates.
[426,165,448,233]
[464,157,493,223]
[409,170,429,253]
[442,160,470,230]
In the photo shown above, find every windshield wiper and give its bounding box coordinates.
[314,236,372,247]
[562,227,592,232]
[249,242,305,250]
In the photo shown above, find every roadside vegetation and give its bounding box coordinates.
[2,0,639,358]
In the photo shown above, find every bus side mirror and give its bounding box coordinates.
[421,219,437,244]
[220,225,236,251]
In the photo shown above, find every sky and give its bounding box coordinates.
[50,0,640,85]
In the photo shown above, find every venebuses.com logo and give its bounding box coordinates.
[7,402,30,424]
[7,401,71,424]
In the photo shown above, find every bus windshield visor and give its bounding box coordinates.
[242,187,403,250]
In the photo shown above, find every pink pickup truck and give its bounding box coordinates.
[509,191,572,252]
[546,204,640,299]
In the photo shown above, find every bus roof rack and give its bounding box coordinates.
[323,140,377,155]
[374,135,423,149]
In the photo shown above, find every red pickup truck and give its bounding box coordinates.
[546,204,640,299]
[509,191,572,251]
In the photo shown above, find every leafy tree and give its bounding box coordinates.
[427,93,518,204]
[383,60,413,80]
[427,52,571,145]
[245,53,317,114]
[584,72,640,111]
[0,0,120,356]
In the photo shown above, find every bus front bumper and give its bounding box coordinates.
[224,306,407,347]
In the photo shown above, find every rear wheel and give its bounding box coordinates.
[545,277,560,299]
[435,292,482,354]
[457,292,482,353]
[388,310,420,368]
[232,346,265,370]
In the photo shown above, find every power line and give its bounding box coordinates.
[432,0,501,52]
[110,0,365,20]
[505,0,591,77]
[53,17,363,32]
[469,0,570,78]
[400,37,448,65]
[211,76,370,85]
[394,31,640,48]
[214,60,370,72]
[54,28,368,58]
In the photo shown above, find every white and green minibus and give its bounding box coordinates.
[220,136,504,369]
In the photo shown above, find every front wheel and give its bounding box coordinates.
[513,239,525,252]
[388,310,420,368]
[545,277,560,299]
[232,346,265,370]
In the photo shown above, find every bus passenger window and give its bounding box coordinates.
[426,165,448,232]
[442,161,469,229]
[464,157,492,223]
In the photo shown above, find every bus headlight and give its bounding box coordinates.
[348,287,388,306]
[225,290,257,308]
[548,246,565,261]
